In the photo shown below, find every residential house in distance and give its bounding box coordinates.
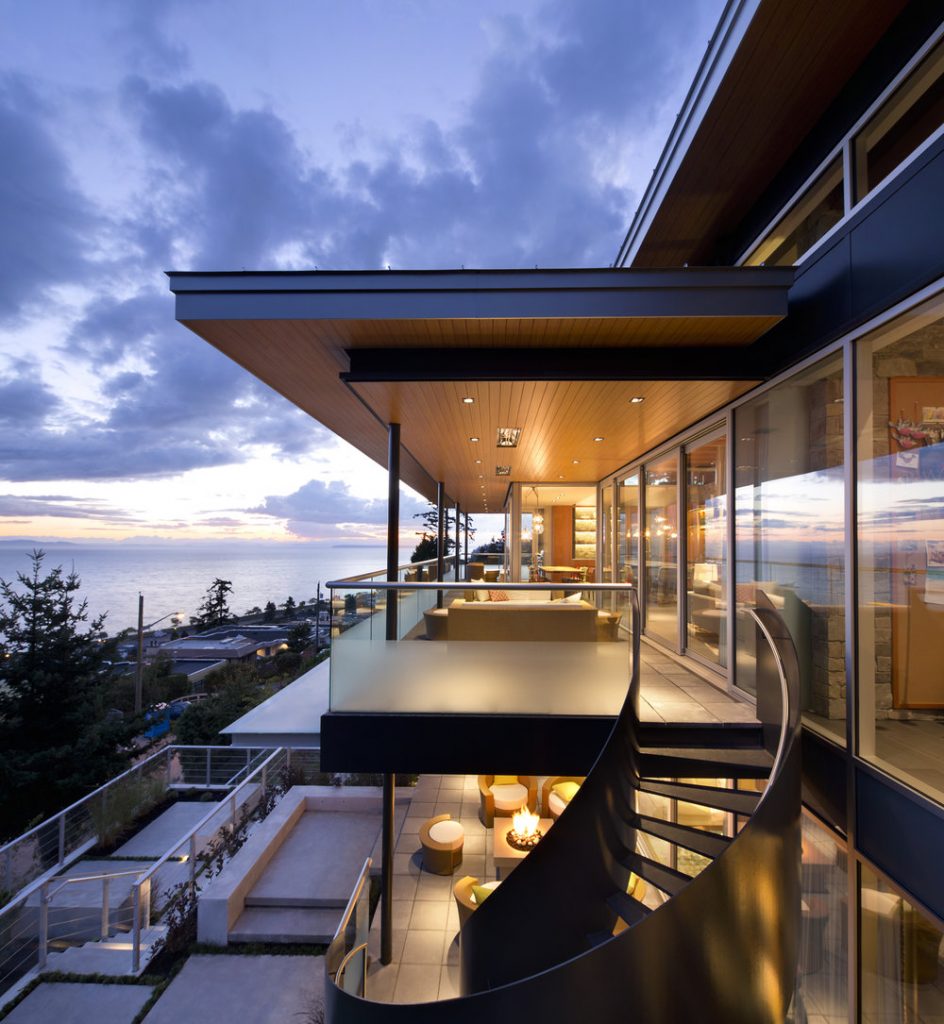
[168,1,944,1020]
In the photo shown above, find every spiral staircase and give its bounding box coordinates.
[327,593,801,1024]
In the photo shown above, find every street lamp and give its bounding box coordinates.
[134,594,184,714]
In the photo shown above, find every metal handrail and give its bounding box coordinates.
[328,554,456,586]
[326,856,372,976]
[336,942,369,998]
[325,580,636,591]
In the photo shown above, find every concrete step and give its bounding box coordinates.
[229,905,343,944]
[244,894,347,909]
[43,944,139,976]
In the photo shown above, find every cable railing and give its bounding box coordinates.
[0,744,290,996]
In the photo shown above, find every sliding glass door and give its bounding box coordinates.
[644,455,679,648]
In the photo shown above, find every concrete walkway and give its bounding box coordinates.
[3,981,153,1024]
[142,954,324,1024]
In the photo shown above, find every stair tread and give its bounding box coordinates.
[230,905,343,944]
[621,852,691,897]
[635,815,731,859]
[606,890,651,928]
[637,779,761,815]
[638,745,772,778]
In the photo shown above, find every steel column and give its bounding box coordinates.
[436,481,446,608]
[382,422,400,966]
[381,772,396,965]
[386,423,400,641]
[454,500,461,580]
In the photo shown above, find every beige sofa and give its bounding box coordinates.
[423,595,620,642]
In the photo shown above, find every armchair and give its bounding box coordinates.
[478,775,537,828]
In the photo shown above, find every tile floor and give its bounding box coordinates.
[363,652,758,1004]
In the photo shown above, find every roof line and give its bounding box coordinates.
[615,0,761,268]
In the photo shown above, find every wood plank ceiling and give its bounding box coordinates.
[184,314,758,510]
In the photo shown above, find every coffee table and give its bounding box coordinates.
[492,817,554,879]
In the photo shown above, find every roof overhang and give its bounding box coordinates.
[168,267,792,509]
[618,0,909,268]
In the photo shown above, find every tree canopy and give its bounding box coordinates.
[190,578,235,629]
[0,551,135,839]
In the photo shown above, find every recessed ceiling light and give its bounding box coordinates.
[478,474,484,479]
[558,475,564,480]
[469,436,480,443]
[629,396,645,404]
[474,459,482,464]
[462,397,474,404]
[593,436,604,442]
[572,459,580,465]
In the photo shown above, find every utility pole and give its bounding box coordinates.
[315,581,322,655]
[134,593,144,714]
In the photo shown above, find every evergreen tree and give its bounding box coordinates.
[263,600,277,623]
[0,551,135,839]
[282,595,297,620]
[190,578,234,629]
[286,622,311,654]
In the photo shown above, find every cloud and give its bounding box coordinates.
[252,479,429,538]
[0,75,98,321]
[0,493,136,523]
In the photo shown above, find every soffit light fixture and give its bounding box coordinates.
[593,436,604,442]
[469,436,480,443]
[495,465,512,476]
[629,396,645,404]
[496,427,522,448]
[462,397,475,404]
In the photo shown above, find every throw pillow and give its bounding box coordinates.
[471,578,489,602]
[471,884,494,906]
[551,780,581,803]
[489,589,509,602]
[493,775,518,786]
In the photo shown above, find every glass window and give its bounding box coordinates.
[860,863,944,1021]
[745,156,844,267]
[734,353,846,747]
[855,34,944,202]
[617,473,641,627]
[685,433,728,667]
[856,300,944,805]
[645,455,679,648]
[795,814,849,1022]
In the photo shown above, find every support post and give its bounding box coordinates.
[381,772,396,965]
[57,814,65,865]
[436,481,446,608]
[454,500,461,580]
[38,883,49,968]
[386,423,400,642]
[101,877,110,939]
[134,593,144,714]
[464,511,469,576]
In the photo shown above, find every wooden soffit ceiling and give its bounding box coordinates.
[627,0,909,268]
[169,268,788,509]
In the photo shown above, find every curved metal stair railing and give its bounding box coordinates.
[327,591,801,1024]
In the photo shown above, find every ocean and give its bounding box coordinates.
[0,542,415,634]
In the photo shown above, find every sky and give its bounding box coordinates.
[0,0,725,547]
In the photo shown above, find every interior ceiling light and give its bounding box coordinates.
[469,436,480,443]
[629,396,645,404]
[496,427,522,448]
[462,396,475,404]
[474,459,482,464]
[495,465,512,476]
[572,459,580,465]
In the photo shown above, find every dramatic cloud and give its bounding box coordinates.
[252,479,429,538]
[0,493,136,523]
[0,75,97,321]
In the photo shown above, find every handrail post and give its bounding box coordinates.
[101,876,110,939]
[38,881,49,968]
[386,423,400,641]
[131,882,141,973]
[205,747,211,788]
[57,814,65,866]
[189,834,197,888]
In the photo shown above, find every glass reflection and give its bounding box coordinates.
[645,456,679,648]
[686,434,728,666]
[857,303,944,805]
[734,352,846,747]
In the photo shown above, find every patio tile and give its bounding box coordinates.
[402,929,448,965]
[406,801,439,819]
[458,816,486,836]
[463,834,486,855]
[391,875,419,901]
[415,873,454,900]
[439,964,461,1000]
[393,965,442,1004]
[409,900,451,930]
[460,854,486,877]
[365,962,398,1002]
